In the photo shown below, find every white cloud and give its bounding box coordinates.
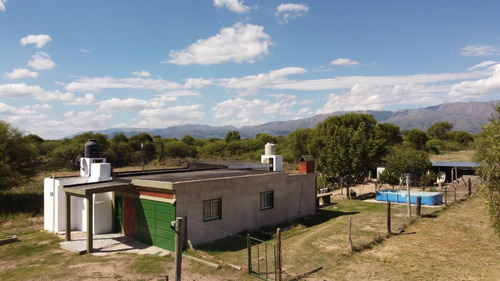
[0,83,75,101]
[448,63,500,100]
[212,95,299,127]
[137,105,206,128]
[0,102,37,116]
[4,68,39,79]
[64,81,102,93]
[468,60,497,71]
[80,48,90,53]
[0,0,6,12]
[213,0,250,14]
[217,67,307,93]
[316,83,437,114]
[20,34,52,48]
[166,22,272,65]
[70,93,96,105]
[65,76,184,93]
[133,70,151,77]
[183,78,214,89]
[330,58,362,67]
[276,3,309,24]
[0,83,43,98]
[60,110,112,132]
[462,45,500,57]
[99,97,164,112]
[27,52,55,70]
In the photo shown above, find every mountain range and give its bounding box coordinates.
[80,100,499,139]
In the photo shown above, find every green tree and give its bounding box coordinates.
[375,123,402,147]
[316,113,377,141]
[403,129,428,150]
[285,128,320,160]
[224,131,241,143]
[380,146,431,186]
[256,133,277,144]
[0,121,40,189]
[427,121,453,139]
[317,123,382,197]
[476,104,500,236]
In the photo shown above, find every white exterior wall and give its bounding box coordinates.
[174,172,316,246]
[43,177,88,233]
[44,161,113,234]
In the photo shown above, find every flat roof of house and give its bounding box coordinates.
[116,166,275,183]
[431,161,479,168]
[61,161,277,195]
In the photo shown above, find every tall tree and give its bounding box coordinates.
[427,121,453,140]
[403,129,428,150]
[318,123,382,197]
[476,104,500,236]
[0,121,39,189]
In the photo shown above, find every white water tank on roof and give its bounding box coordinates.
[265,143,276,156]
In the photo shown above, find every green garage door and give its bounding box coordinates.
[136,198,175,251]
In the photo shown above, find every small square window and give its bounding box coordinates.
[203,199,221,221]
[260,191,274,210]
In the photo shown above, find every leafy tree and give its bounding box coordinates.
[256,133,277,144]
[375,123,403,147]
[286,128,320,160]
[0,121,40,189]
[181,135,195,146]
[318,123,382,197]
[403,129,428,150]
[199,140,228,158]
[224,131,241,143]
[476,104,500,236]
[380,145,431,186]
[316,113,377,141]
[163,140,197,158]
[448,131,474,146]
[427,121,453,140]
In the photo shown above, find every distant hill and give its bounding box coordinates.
[71,100,499,139]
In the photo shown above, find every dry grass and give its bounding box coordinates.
[429,150,476,162]
[1,183,499,280]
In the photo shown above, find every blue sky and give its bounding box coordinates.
[1,0,499,139]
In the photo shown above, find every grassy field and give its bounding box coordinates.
[1,180,499,280]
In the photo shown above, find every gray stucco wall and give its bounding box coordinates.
[174,172,316,246]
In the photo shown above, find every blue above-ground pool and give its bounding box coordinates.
[376,189,443,206]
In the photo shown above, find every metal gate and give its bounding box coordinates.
[247,234,277,281]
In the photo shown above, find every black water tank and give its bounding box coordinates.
[84,139,101,158]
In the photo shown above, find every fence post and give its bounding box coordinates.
[444,185,447,205]
[406,174,411,218]
[468,178,472,197]
[276,228,282,281]
[386,202,391,234]
[416,197,421,216]
[454,181,457,202]
[174,217,183,281]
[247,234,251,275]
[348,216,353,252]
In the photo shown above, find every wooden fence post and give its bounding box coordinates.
[416,197,421,217]
[247,234,251,275]
[174,217,183,281]
[348,216,353,252]
[276,228,282,281]
[387,202,391,234]
[468,178,472,197]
